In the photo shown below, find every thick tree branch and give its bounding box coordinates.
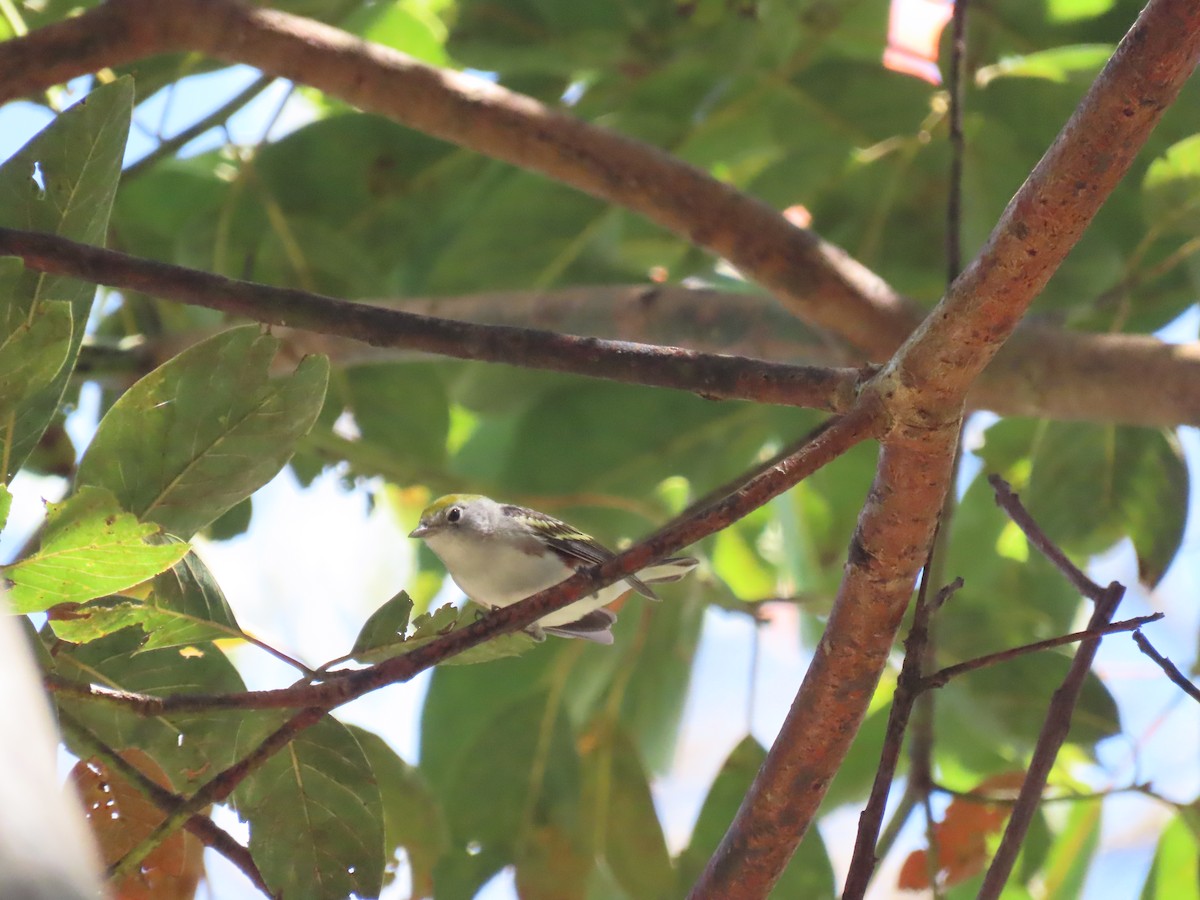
[694,3,1200,896]
[0,227,863,412]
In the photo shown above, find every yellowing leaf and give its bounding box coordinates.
[3,486,189,614]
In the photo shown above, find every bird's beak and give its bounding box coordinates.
[409,523,429,539]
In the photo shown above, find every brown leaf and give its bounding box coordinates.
[69,749,204,900]
[897,771,1026,891]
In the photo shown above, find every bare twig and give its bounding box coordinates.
[978,473,1130,898]
[1133,629,1200,704]
[0,227,863,413]
[988,475,1100,597]
[50,406,879,720]
[922,614,1163,689]
[122,74,276,180]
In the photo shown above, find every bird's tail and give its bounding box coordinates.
[626,555,699,600]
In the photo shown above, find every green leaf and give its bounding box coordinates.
[48,543,242,651]
[0,79,131,480]
[0,294,72,413]
[0,483,11,532]
[350,726,449,898]
[1141,814,1200,899]
[678,737,835,898]
[50,628,252,792]
[496,378,775,496]
[941,653,1120,763]
[435,689,584,894]
[420,646,559,793]
[352,599,537,666]
[976,45,1113,87]
[76,326,330,538]
[3,486,189,614]
[616,580,706,774]
[1026,424,1188,586]
[1144,134,1200,232]
[344,1,450,66]
[939,469,1082,663]
[351,589,415,657]
[345,363,449,473]
[584,724,673,900]
[233,716,385,900]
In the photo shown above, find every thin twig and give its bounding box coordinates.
[933,780,1174,807]
[1133,629,1200,704]
[978,473,1130,898]
[47,406,881,720]
[922,614,1163,689]
[123,74,276,180]
[987,475,1103,598]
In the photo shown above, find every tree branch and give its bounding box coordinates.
[0,227,864,412]
[82,285,1200,428]
[979,579,1125,897]
[48,407,878,717]
[693,3,1200,895]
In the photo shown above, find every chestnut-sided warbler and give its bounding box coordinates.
[409,494,697,644]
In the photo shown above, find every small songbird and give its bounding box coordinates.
[409,494,697,644]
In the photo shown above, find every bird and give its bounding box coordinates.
[409,494,697,644]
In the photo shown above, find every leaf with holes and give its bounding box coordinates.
[3,486,189,614]
[76,326,329,539]
[71,749,205,900]
[0,78,131,481]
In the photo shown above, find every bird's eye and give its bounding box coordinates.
[447,506,462,523]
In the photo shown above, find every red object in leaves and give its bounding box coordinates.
[884,0,955,85]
